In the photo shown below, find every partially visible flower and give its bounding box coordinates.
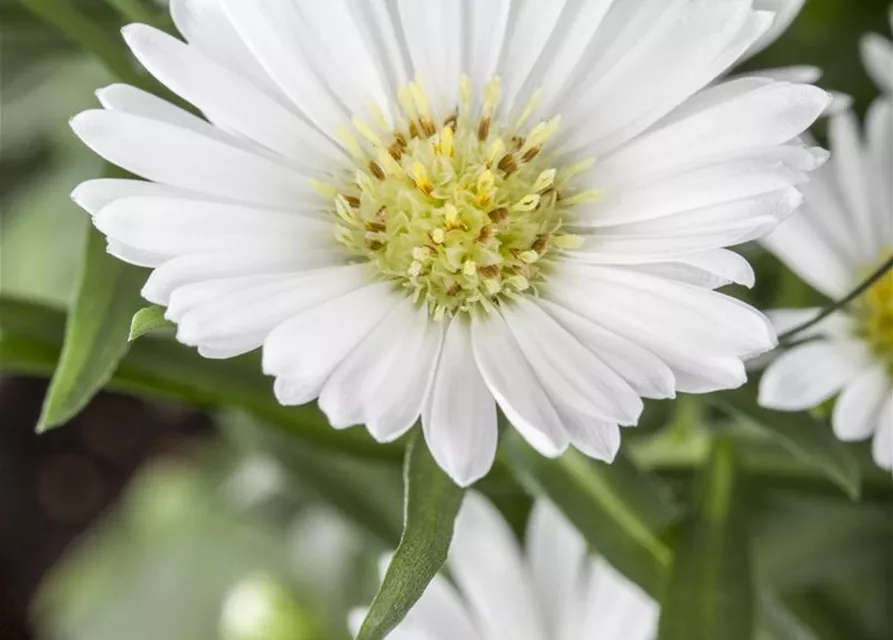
[351,493,657,640]
[862,5,893,94]
[71,0,829,486]
[759,99,893,470]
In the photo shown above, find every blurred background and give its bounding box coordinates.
[1,1,892,639]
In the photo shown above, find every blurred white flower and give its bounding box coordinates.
[71,0,828,485]
[760,99,893,470]
[861,6,893,94]
[352,493,658,640]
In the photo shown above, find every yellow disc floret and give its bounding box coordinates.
[325,76,598,319]
[857,252,893,373]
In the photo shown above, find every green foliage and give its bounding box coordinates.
[504,433,681,597]
[659,441,754,640]
[711,388,861,500]
[129,305,174,341]
[37,227,146,432]
[356,434,464,640]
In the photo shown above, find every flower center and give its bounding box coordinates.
[857,252,893,373]
[323,76,597,319]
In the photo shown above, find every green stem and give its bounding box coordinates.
[777,254,893,344]
[15,0,146,87]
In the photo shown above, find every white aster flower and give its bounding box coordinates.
[862,5,893,94]
[759,98,893,470]
[351,493,658,640]
[71,0,829,485]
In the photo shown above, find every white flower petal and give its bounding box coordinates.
[579,158,809,229]
[122,24,342,170]
[578,558,659,640]
[263,281,400,391]
[866,98,893,247]
[447,493,546,640]
[594,82,830,191]
[625,250,756,290]
[71,177,198,216]
[537,299,676,400]
[871,394,893,471]
[421,317,497,487]
[759,341,870,411]
[462,0,513,90]
[169,0,285,98]
[561,0,772,156]
[501,298,643,426]
[399,574,481,640]
[70,110,321,207]
[470,311,569,458]
[745,0,806,58]
[828,109,877,258]
[861,32,893,94]
[320,300,443,442]
[142,251,341,306]
[93,197,330,259]
[222,0,354,133]
[395,0,465,112]
[171,265,369,355]
[555,264,777,358]
[525,499,587,638]
[832,365,893,443]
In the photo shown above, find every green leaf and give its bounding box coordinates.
[357,434,464,640]
[710,388,861,500]
[504,432,681,597]
[658,440,754,640]
[129,305,174,341]
[0,296,403,462]
[37,227,146,432]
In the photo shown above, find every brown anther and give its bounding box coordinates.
[343,195,361,208]
[488,207,509,224]
[443,113,458,130]
[522,147,540,163]
[446,283,462,296]
[421,117,437,138]
[368,161,386,181]
[365,221,386,233]
[512,136,525,150]
[478,264,501,279]
[388,142,405,161]
[532,234,549,254]
[365,239,384,251]
[478,225,495,243]
[395,133,408,148]
[409,121,421,139]
[477,117,491,141]
[497,154,519,176]
[376,206,388,221]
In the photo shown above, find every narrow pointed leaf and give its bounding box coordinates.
[710,388,860,499]
[357,434,464,640]
[37,227,146,432]
[129,305,174,341]
[504,432,681,597]
[659,440,754,640]
[1,296,402,461]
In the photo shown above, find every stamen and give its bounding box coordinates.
[327,75,595,317]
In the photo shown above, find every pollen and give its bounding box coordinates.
[857,252,893,374]
[328,75,589,318]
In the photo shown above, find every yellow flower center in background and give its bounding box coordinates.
[858,252,893,373]
[323,76,597,319]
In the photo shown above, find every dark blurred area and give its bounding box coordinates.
[0,379,213,639]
